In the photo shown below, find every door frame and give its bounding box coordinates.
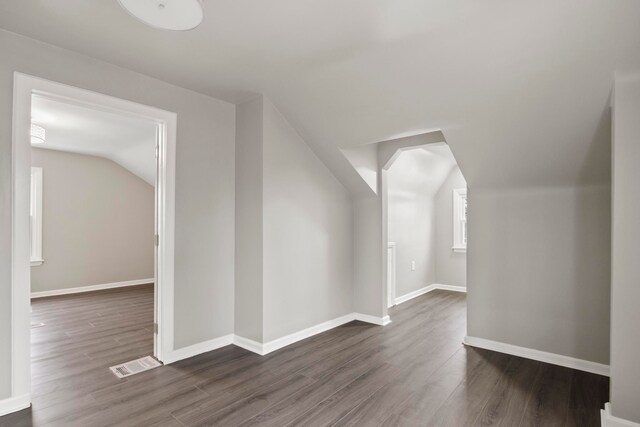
[11,72,176,405]
[387,242,397,308]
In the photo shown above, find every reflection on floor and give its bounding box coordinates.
[1,286,607,426]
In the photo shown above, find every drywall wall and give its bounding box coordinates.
[388,190,436,297]
[386,147,465,298]
[387,152,438,297]
[234,96,353,343]
[354,195,385,316]
[610,75,640,423]
[262,97,353,342]
[467,185,611,364]
[0,29,235,398]
[234,97,264,342]
[30,148,154,293]
[435,167,467,287]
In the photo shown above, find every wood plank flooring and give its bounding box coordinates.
[0,286,608,426]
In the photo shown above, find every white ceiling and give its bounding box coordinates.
[3,0,639,191]
[31,95,157,185]
[388,145,461,200]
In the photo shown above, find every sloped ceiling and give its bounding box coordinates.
[388,145,460,200]
[31,95,157,185]
[2,0,639,192]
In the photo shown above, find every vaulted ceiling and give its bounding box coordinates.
[388,145,461,199]
[31,95,157,185]
[2,0,639,192]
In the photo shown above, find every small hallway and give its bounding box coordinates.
[2,286,607,426]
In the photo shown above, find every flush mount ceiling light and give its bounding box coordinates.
[117,0,203,31]
[30,124,46,145]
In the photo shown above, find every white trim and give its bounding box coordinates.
[395,284,437,305]
[233,335,266,356]
[432,283,467,293]
[263,313,357,354]
[30,167,43,265]
[163,334,234,364]
[387,242,397,308]
[234,312,392,356]
[11,73,177,414]
[0,394,30,417]
[394,283,467,305]
[601,403,640,427]
[145,311,394,363]
[453,187,467,251]
[12,72,34,405]
[30,278,154,299]
[355,313,392,326]
[463,335,610,377]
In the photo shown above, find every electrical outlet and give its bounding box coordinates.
[411,260,416,271]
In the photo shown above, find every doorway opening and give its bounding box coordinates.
[385,143,467,308]
[11,73,176,403]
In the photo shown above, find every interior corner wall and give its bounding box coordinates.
[0,29,236,398]
[30,148,154,293]
[610,75,640,423]
[435,167,467,287]
[387,166,437,298]
[262,98,353,342]
[353,195,385,317]
[234,97,264,342]
[467,185,611,364]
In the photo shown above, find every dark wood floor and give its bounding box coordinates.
[1,285,608,426]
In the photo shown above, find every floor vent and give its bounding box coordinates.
[109,356,161,379]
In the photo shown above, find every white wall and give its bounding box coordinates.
[234,97,264,342]
[467,185,611,364]
[0,30,236,398]
[435,167,467,287]
[262,98,353,341]
[234,96,354,343]
[30,149,154,293]
[387,152,437,297]
[610,75,640,423]
[354,195,385,316]
[386,147,466,298]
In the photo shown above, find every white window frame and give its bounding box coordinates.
[452,188,467,253]
[30,167,43,266]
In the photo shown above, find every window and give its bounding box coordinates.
[452,188,467,253]
[30,167,43,266]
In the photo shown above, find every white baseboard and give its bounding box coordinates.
[463,335,610,377]
[163,334,234,364]
[394,283,466,306]
[30,278,154,299]
[163,311,393,362]
[432,283,467,293]
[394,285,437,305]
[601,403,640,427]
[354,313,392,326]
[234,312,391,356]
[233,335,266,356]
[0,393,30,417]
[262,313,357,354]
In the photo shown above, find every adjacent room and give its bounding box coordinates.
[28,93,160,386]
[0,0,639,426]
[386,144,467,308]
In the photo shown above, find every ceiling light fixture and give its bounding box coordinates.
[30,124,46,145]
[117,0,203,31]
